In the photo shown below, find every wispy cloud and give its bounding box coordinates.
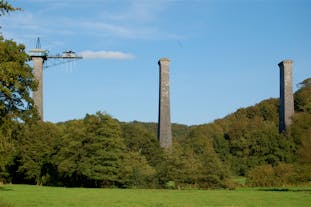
[79,50,135,60]
[99,0,170,23]
[79,21,135,38]
[0,0,184,51]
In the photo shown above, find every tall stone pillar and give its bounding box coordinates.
[32,57,45,120]
[158,58,172,149]
[278,60,294,132]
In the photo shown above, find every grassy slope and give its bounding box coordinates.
[0,185,311,207]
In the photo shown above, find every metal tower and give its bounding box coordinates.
[29,38,82,120]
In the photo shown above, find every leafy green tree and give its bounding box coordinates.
[155,143,205,189]
[54,112,128,187]
[197,123,229,163]
[52,119,85,186]
[291,79,311,164]
[297,127,311,164]
[295,78,311,113]
[290,113,311,183]
[0,0,33,123]
[121,151,156,188]
[184,127,231,188]
[17,121,62,185]
[0,7,36,181]
[214,98,290,175]
[225,120,295,175]
[0,120,17,182]
[158,126,232,189]
[0,36,37,123]
[121,123,164,167]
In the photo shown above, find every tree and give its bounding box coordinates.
[121,123,164,167]
[17,121,62,185]
[0,1,20,17]
[120,151,156,188]
[290,112,311,183]
[0,4,36,182]
[0,119,17,182]
[0,37,37,123]
[184,127,231,188]
[295,78,311,113]
[54,112,128,187]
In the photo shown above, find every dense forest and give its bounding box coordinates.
[1,1,311,189]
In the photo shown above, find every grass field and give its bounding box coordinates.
[0,184,311,207]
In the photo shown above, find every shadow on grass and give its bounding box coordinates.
[0,201,15,207]
[258,188,311,192]
[0,187,13,191]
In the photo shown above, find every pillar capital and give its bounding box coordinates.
[278,59,293,67]
[158,58,170,65]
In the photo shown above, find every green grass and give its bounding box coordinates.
[0,184,311,207]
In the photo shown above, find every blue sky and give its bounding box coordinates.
[1,0,311,125]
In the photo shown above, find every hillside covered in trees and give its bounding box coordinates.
[1,48,310,188]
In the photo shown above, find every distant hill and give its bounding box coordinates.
[2,78,309,188]
[136,78,311,176]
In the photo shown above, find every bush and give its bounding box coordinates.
[295,164,311,184]
[166,181,176,189]
[246,165,276,187]
[246,163,297,187]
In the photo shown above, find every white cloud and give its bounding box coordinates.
[79,50,135,60]
[79,21,135,38]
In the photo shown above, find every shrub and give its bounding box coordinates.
[246,163,297,187]
[274,163,296,185]
[246,165,276,187]
[166,181,176,189]
[295,164,311,184]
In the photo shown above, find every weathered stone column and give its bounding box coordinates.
[278,60,294,132]
[158,58,172,149]
[32,57,45,120]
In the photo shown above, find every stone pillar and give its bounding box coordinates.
[158,58,172,149]
[278,60,294,132]
[32,57,45,120]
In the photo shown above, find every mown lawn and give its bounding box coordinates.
[0,184,310,207]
